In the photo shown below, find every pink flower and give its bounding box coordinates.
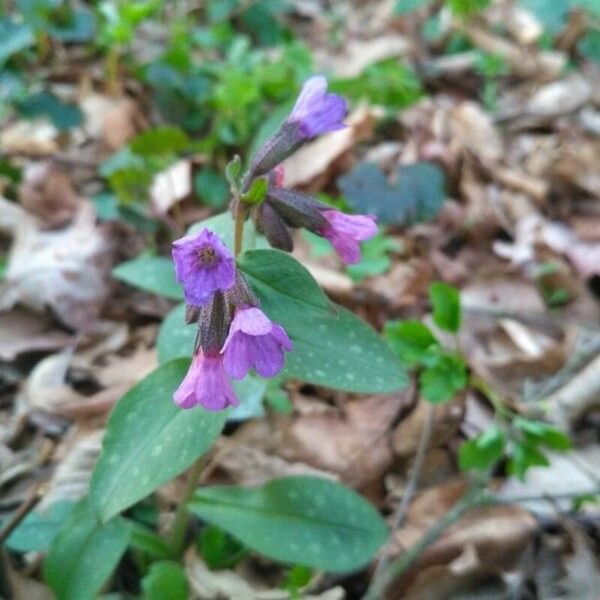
[320,210,378,264]
[172,229,235,306]
[174,350,239,411]
[221,306,292,380]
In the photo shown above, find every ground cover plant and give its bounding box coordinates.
[1,0,600,598]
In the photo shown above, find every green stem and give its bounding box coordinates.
[168,455,207,556]
[234,203,247,257]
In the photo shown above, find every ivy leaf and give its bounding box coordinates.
[420,353,467,403]
[130,126,190,157]
[429,282,461,332]
[188,476,388,572]
[90,359,227,522]
[459,426,505,471]
[384,320,439,366]
[337,161,446,225]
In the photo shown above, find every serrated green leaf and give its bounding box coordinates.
[44,498,129,600]
[189,476,388,572]
[130,126,189,156]
[112,255,182,300]
[420,353,467,403]
[141,561,189,600]
[429,282,461,332]
[239,250,407,393]
[90,359,227,522]
[384,320,439,366]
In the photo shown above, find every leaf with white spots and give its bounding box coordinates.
[239,250,407,393]
[90,359,227,522]
[188,476,388,572]
[44,498,129,600]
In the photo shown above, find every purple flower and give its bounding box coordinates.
[221,306,292,379]
[287,76,347,139]
[172,229,235,306]
[174,350,239,411]
[320,210,378,265]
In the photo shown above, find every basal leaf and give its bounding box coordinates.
[44,498,129,600]
[429,281,461,332]
[112,255,182,300]
[189,476,388,572]
[91,359,227,522]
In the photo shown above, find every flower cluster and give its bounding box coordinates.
[172,229,292,411]
[248,76,377,265]
[172,76,378,412]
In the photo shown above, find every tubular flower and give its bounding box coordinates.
[172,229,235,306]
[287,75,347,139]
[173,350,239,411]
[320,210,378,265]
[221,306,292,379]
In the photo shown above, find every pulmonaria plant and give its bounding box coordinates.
[173,75,377,411]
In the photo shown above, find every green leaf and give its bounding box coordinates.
[384,320,439,366]
[239,250,407,393]
[130,127,190,156]
[17,91,83,130]
[283,565,313,594]
[141,561,189,600]
[90,359,227,522]
[429,282,461,332]
[44,498,129,600]
[189,476,388,572]
[448,0,492,15]
[514,418,572,451]
[198,525,248,569]
[188,212,270,252]
[458,426,505,470]
[6,501,74,553]
[507,442,549,480]
[420,353,467,403]
[194,167,230,208]
[225,155,242,189]
[518,0,571,34]
[112,255,182,300]
[579,30,600,64]
[49,9,96,42]
[0,18,34,64]
[346,234,401,282]
[337,162,446,226]
[394,0,431,13]
[241,176,268,205]
[128,522,172,559]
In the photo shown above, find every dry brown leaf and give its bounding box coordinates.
[0,119,59,155]
[185,549,346,600]
[315,36,409,78]
[0,309,74,361]
[18,162,81,228]
[150,159,192,214]
[0,197,114,330]
[281,106,381,188]
[276,393,404,489]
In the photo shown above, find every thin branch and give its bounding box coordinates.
[369,403,436,593]
[0,483,46,545]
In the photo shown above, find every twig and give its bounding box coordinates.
[0,483,46,545]
[370,403,436,587]
[363,485,491,600]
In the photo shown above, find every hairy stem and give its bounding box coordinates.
[234,203,247,257]
[370,403,436,586]
[167,455,207,556]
